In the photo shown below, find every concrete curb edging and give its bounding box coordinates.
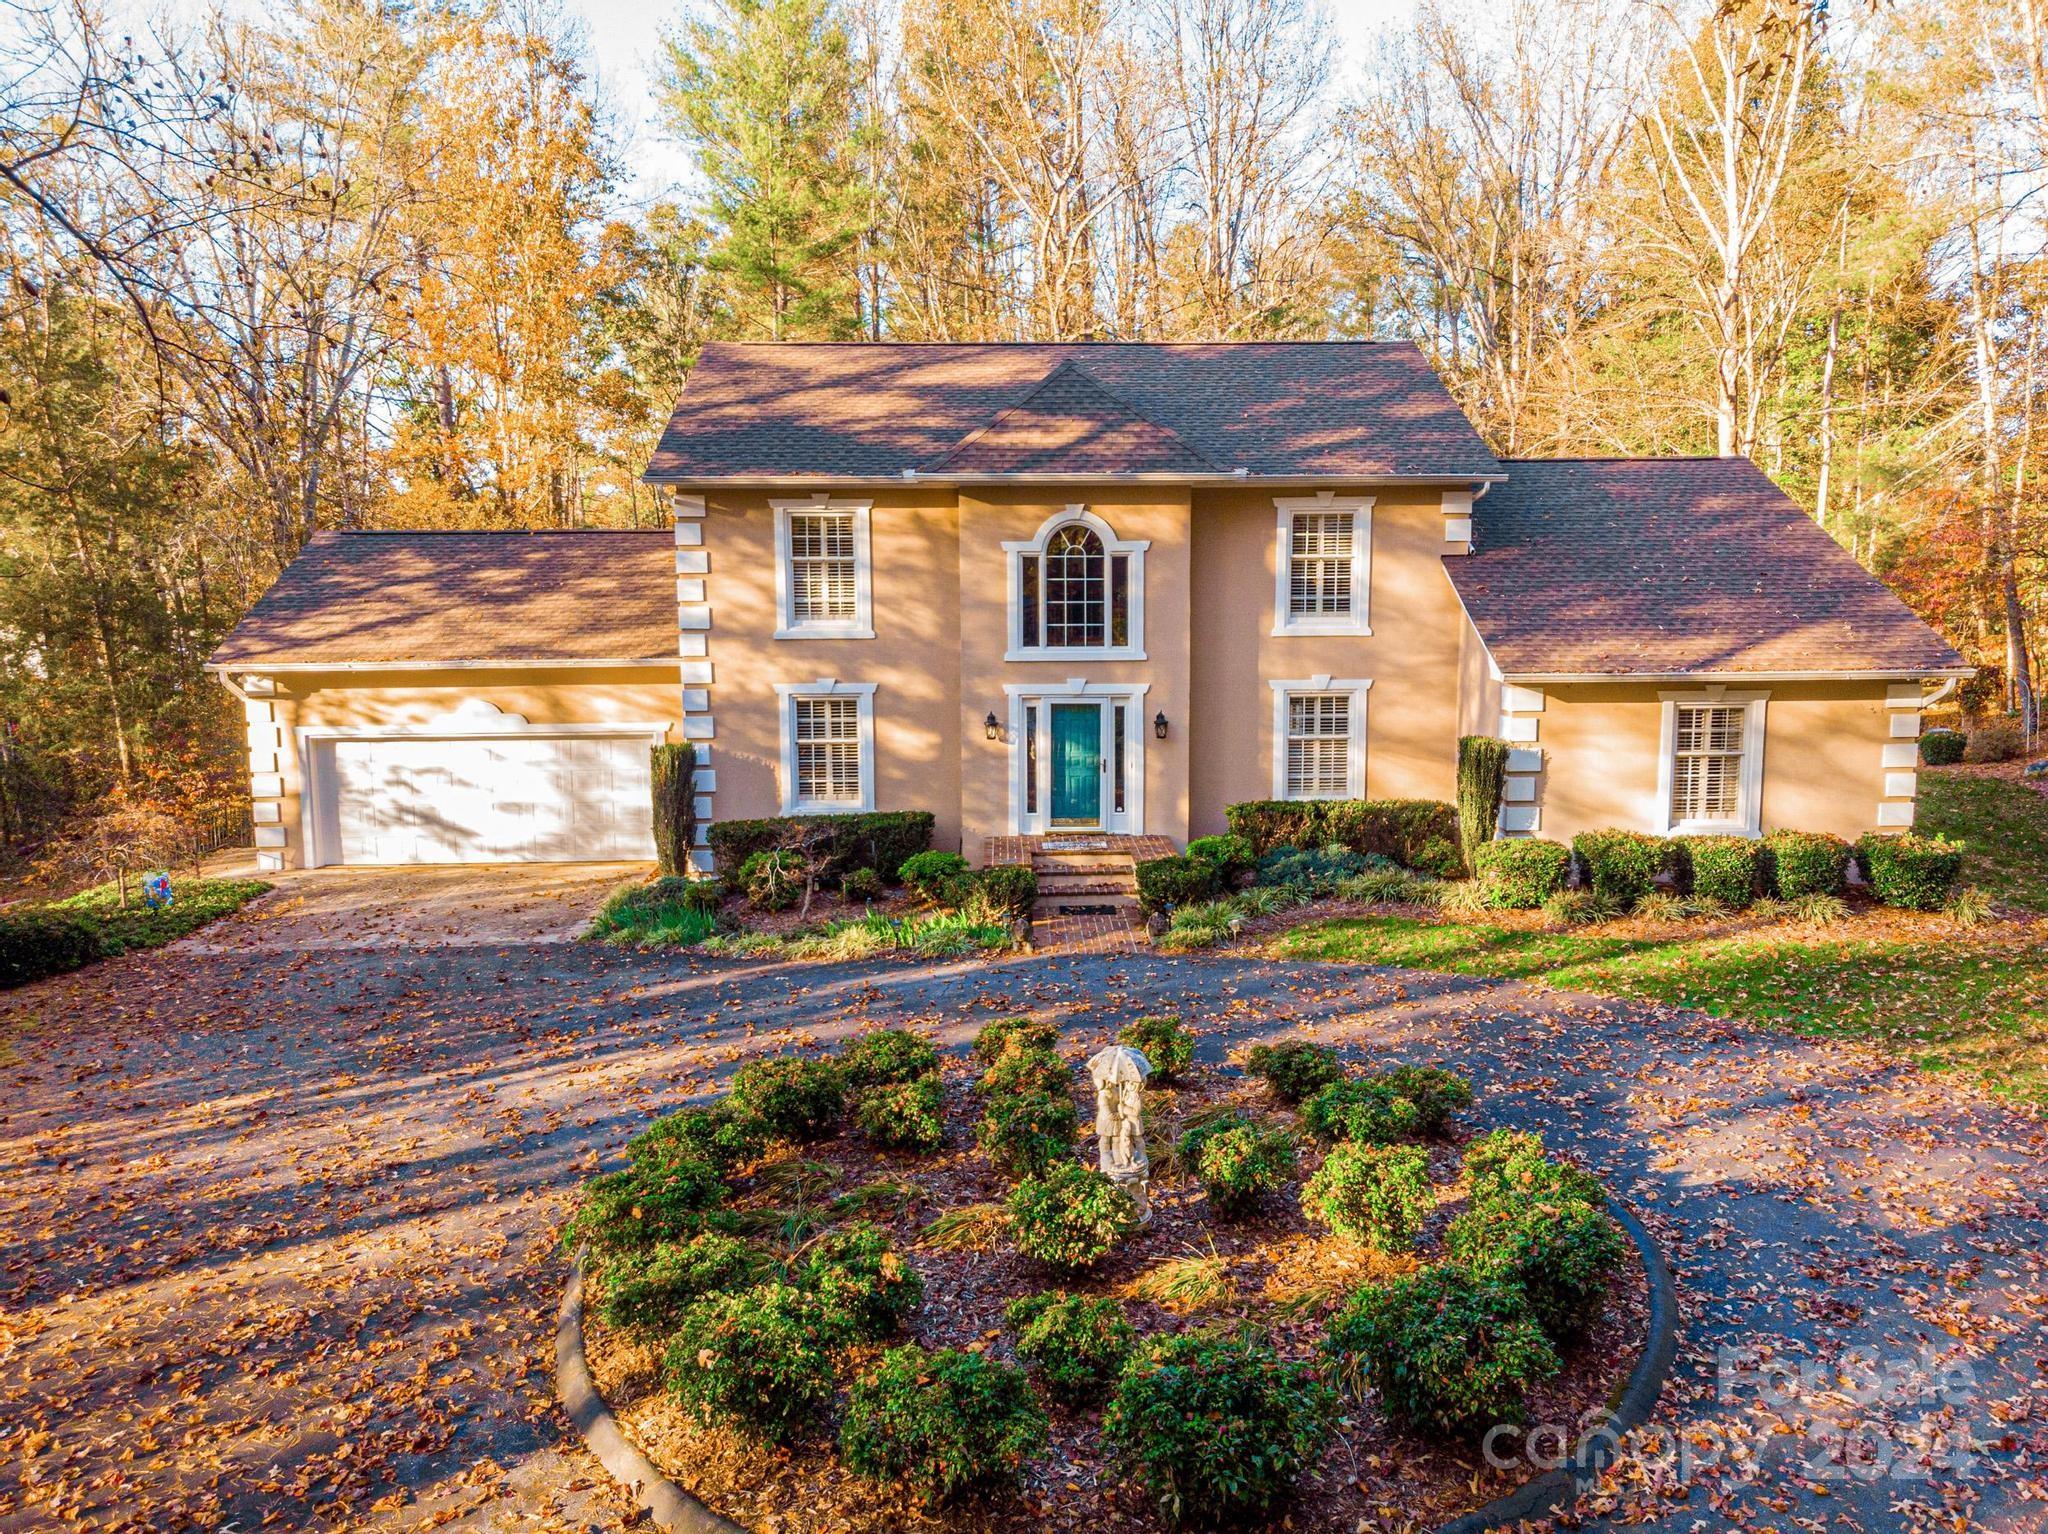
[558,1203,1677,1534]
[555,1250,746,1534]
[1433,1200,1681,1534]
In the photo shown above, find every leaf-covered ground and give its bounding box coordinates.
[4,870,2048,1531]
[1917,765,2048,913]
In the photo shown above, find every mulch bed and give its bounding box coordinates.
[582,1053,1647,1534]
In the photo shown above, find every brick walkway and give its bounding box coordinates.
[1029,908,1145,953]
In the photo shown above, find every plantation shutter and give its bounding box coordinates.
[788,512,857,623]
[1670,704,1745,824]
[1286,693,1351,798]
[794,696,861,803]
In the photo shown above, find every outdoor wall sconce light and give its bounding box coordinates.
[1153,711,1169,739]
[985,711,1001,741]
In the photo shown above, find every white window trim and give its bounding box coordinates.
[774,678,877,814]
[1269,677,1372,800]
[1003,505,1148,662]
[773,494,874,640]
[1272,492,1373,637]
[1002,678,1149,836]
[1655,689,1767,836]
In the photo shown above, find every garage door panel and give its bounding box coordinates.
[324,734,652,865]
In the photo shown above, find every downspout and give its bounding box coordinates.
[1919,677,1960,710]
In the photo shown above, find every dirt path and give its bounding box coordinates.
[3,891,2047,1531]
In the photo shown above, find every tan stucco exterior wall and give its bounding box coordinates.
[242,664,684,869]
[1526,680,1901,843]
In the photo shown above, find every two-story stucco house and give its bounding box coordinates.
[208,341,1968,873]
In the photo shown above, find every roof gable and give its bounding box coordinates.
[644,342,1502,481]
[927,360,1219,474]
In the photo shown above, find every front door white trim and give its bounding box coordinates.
[1002,678,1149,836]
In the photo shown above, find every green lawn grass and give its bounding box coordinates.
[1917,770,2048,912]
[50,877,275,952]
[1271,915,2048,1106]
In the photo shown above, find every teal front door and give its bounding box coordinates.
[1049,703,1102,826]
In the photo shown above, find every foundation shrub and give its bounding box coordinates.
[1856,832,1966,911]
[1324,1267,1558,1437]
[1919,728,1966,766]
[1254,844,1374,892]
[840,1345,1046,1505]
[1457,736,1512,872]
[738,849,805,911]
[1677,836,1766,908]
[1763,830,1850,898]
[971,862,1038,918]
[1470,838,1570,908]
[839,867,882,901]
[1226,797,1460,869]
[1135,854,1223,914]
[1571,829,1681,905]
[899,850,970,900]
[1184,833,1256,888]
[1006,1291,1135,1404]
[1102,1323,1337,1528]
[705,811,934,886]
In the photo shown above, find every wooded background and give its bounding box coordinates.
[2,0,2042,879]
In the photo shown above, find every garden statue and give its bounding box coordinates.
[1087,1043,1153,1222]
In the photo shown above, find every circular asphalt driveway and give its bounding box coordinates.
[3,875,2046,1532]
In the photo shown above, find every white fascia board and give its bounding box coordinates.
[1498,668,1977,685]
[639,472,1511,489]
[205,657,681,673]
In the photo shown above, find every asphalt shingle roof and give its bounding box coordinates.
[644,341,1502,481]
[208,531,680,668]
[1447,458,1969,677]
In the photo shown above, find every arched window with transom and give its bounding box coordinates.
[1006,508,1148,660]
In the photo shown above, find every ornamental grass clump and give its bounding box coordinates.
[1119,1014,1195,1082]
[1005,1291,1134,1404]
[1180,1114,1297,1217]
[838,1027,940,1089]
[977,1089,1079,1176]
[728,1056,845,1142]
[1243,1040,1345,1103]
[1301,1142,1433,1252]
[1103,1323,1337,1528]
[840,1345,1047,1505]
[597,1232,762,1339]
[854,1076,946,1152]
[1302,1079,1422,1146]
[1445,1193,1626,1342]
[1856,832,1966,911]
[1323,1266,1559,1437]
[1374,1065,1473,1135]
[796,1221,923,1341]
[1009,1162,1140,1271]
[663,1282,838,1443]
[1764,830,1850,897]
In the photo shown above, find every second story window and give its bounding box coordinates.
[1007,507,1147,661]
[774,496,873,639]
[1273,493,1373,636]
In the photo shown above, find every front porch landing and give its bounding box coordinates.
[984,834,1174,953]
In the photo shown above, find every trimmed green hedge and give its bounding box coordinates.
[1764,830,1850,898]
[1920,729,1966,766]
[1676,835,1766,908]
[1857,833,1965,911]
[1224,799,1460,872]
[704,811,934,887]
[0,910,105,989]
[1571,830,1680,905]
[1134,854,1222,914]
[1471,839,1569,908]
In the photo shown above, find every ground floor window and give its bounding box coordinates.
[1657,690,1766,835]
[775,680,876,814]
[1269,677,1370,800]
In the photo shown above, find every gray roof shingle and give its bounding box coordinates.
[1447,458,1969,677]
[645,341,1502,481]
[208,531,680,668]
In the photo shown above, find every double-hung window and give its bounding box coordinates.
[775,681,876,814]
[1270,678,1371,800]
[1273,494,1372,635]
[1658,692,1766,835]
[774,497,873,639]
[1007,508,1147,660]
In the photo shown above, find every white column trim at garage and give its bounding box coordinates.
[295,707,672,867]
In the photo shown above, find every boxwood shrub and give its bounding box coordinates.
[1184,833,1256,888]
[598,1231,761,1338]
[663,1282,838,1442]
[1445,1194,1627,1342]
[1300,1142,1433,1251]
[841,1345,1047,1504]
[796,1221,923,1341]
[1243,1040,1345,1104]
[564,1156,730,1256]
[1764,830,1850,898]
[1301,1079,1420,1146]
[854,1077,946,1151]
[1856,832,1965,911]
[1135,854,1222,914]
[1225,798,1460,870]
[1374,1065,1474,1135]
[728,1056,845,1141]
[898,850,970,899]
[1006,1290,1135,1404]
[1119,1014,1194,1082]
[1103,1323,1337,1528]
[839,1027,940,1089]
[972,862,1038,918]
[977,1088,1079,1175]
[626,1103,764,1176]
[978,1044,1071,1099]
[1009,1162,1140,1270]
[1920,728,1966,766]
[972,1015,1060,1063]
[1464,1127,1606,1211]
[705,810,934,887]
[1323,1267,1559,1437]
[1182,1116,1297,1217]
[1571,829,1680,905]
[1678,835,1766,908]
[1470,839,1570,908]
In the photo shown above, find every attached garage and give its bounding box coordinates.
[208,531,688,871]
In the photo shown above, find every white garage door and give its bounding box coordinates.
[324,734,653,865]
